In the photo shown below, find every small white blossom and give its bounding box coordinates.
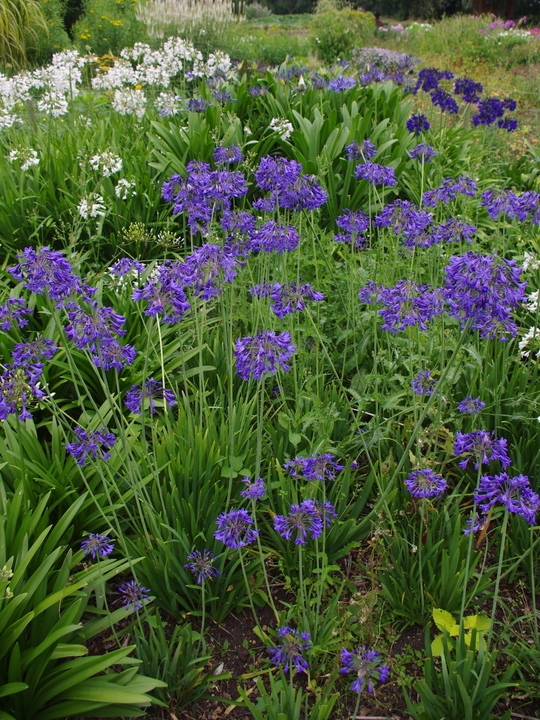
[111,88,147,118]
[525,290,540,313]
[78,194,106,219]
[519,326,540,358]
[523,251,540,271]
[269,117,294,140]
[115,179,136,199]
[8,148,40,171]
[89,151,123,177]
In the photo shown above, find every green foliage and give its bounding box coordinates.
[221,22,309,64]
[309,8,375,63]
[72,0,146,55]
[406,629,516,720]
[0,0,48,68]
[34,0,71,63]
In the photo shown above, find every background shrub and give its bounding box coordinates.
[309,7,375,63]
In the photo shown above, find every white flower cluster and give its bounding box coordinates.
[8,148,40,171]
[525,290,540,313]
[269,117,294,140]
[112,88,147,118]
[115,179,136,199]
[89,151,123,177]
[78,193,106,219]
[523,251,540,271]
[519,326,540,358]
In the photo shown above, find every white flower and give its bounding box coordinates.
[115,179,136,199]
[78,194,106,219]
[111,88,147,118]
[519,326,540,358]
[156,91,183,117]
[269,117,294,140]
[8,148,40,171]
[525,290,540,313]
[89,151,123,177]
[523,251,540,271]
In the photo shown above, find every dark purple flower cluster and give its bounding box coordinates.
[213,145,244,165]
[247,85,268,97]
[212,89,235,104]
[0,298,32,331]
[406,114,430,135]
[345,140,377,161]
[12,337,57,364]
[214,508,258,548]
[335,209,370,246]
[411,369,437,395]
[273,499,325,544]
[250,221,300,254]
[409,143,437,162]
[110,258,145,278]
[474,473,539,524]
[430,88,459,114]
[9,246,95,308]
[405,468,447,498]
[186,97,214,113]
[457,396,485,414]
[0,362,46,421]
[162,161,248,235]
[454,430,511,470]
[422,176,478,207]
[184,549,221,584]
[472,97,516,127]
[181,243,242,300]
[443,252,526,340]
[240,476,266,500]
[234,330,296,380]
[454,77,483,103]
[354,162,397,187]
[66,426,116,466]
[221,211,257,257]
[480,188,538,222]
[132,263,191,324]
[124,378,176,414]
[268,627,311,674]
[250,282,324,319]
[81,534,114,559]
[119,579,151,612]
[359,279,444,333]
[463,512,489,536]
[498,118,518,132]
[327,75,357,92]
[253,156,327,212]
[413,67,454,94]
[340,646,390,694]
[374,200,432,236]
[283,452,344,482]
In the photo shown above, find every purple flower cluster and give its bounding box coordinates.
[273,499,327,544]
[422,176,478,207]
[457,396,485,414]
[213,145,244,165]
[474,473,539,524]
[253,156,327,212]
[250,221,300,254]
[443,252,526,340]
[411,369,437,396]
[472,97,516,128]
[354,162,397,187]
[374,200,432,236]
[66,426,116,466]
[240,476,267,500]
[81,534,114,559]
[335,209,370,246]
[249,282,324,319]
[454,77,483,103]
[214,508,258,548]
[413,67,454,94]
[454,430,511,470]
[119,579,151,612]
[339,646,390,694]
[124,378,176,414]
[110,258,145,278]
[0,298,32,331]
[12,337,57,364]
[359,279,444,333]
[132,263,191,324]
[181,243,242,300]
[268,627,311,674]
[283,453,344,482]
[481,188,540,223]
[405,468,447,499]
[345,140,377,161]
[406,114,430,135]
[409,143,437,162]
[162,160,248,235]
[0,362,46,421]
[234,331,296,381]
[184,549,221,584]
[327,75,357,92]
[430,88,459,114]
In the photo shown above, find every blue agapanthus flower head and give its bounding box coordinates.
[340,646,390,694]
[214,508,258,548]
[268,626,311,674]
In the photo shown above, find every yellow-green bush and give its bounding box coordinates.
[310,8,375,64]
[72,0,147,56]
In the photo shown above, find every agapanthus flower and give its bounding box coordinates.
[81,534,115,559]
[240,476,267,500]
[498,118,518,132]
[109,258,145,278]
[234,331,296,381]
[454,430,511,470]
[0,362,46,421]
[335,209,370,246]
[181,243,242,300]
[354,162,397,187]
[339,646,390,694]
[273,499,324,545]
[457,396,485,414]
[474,473,539,524]
[463,512,489,535]
[247,85,268,97]
[283,453,344,482]
[64,302,126,349]
[253,156,327,212]
[77,193,106,219]
[0,298,32,331]
[183,549,221,584]
[406,114,430,135]
[250,222,300,254]
[213,88,236,104]
[118,579,151,612]
[66,426,116,466]
[454,77,483,103]
[327,75,357,92]
[213,145,244,165]
[374,200,432,236]
[345,140,377,161]
[411,369,437,395]
[11,337,58,364]
[409,143,437,162]
[132,263,191,324]
[268,627,311,674]
[359,279,444,333]
[422,175,478,207]
[413,67,454,94]
[430,88,459,114]
[250,282,324,319]
[214,508,258,548]
[91,337,137,371]
[124,378,176,414]
[443,252,526,340]
[187,97,213,112]
[472,97,507,126]
[311,499,338,528]
[405,468,447,498]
